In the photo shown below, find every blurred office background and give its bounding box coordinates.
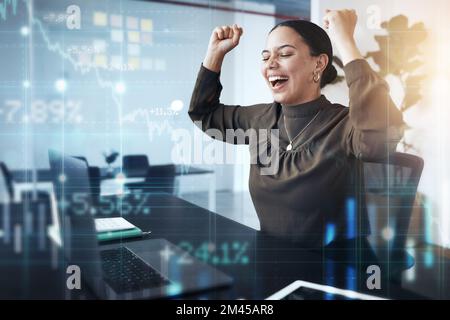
[0,0,449,250]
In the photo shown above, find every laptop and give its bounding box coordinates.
[48,149,232,299]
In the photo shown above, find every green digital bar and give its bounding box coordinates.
[97,227,143,242]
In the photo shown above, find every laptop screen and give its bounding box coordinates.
[48,150,104,292]
[0,167,10,203]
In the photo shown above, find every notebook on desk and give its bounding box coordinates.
[48,149,232,299]
[48,204,146,244]
[95,217,147,242]
[95,217,137,232]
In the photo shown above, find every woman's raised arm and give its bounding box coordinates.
[325,9,404,160]
[189,25,275,145]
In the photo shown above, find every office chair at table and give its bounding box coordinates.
[122,155,150,178]
[362,152,424,280]
[124,163,176,195]
[0,162,13,203]
[1,162,53,227]
[122,155,152,191]
[0,162,46,203]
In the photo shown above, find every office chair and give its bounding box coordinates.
[125,164,176,194]
[1,162,53,228]
[362,152,424,280]
[122,154,152,191]
[0,162,14,203]
[122,155,150,178]
[122,154,150,190]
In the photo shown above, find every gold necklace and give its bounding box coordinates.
[284,109,321,151]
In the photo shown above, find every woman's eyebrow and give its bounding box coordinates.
[261,44,297,55]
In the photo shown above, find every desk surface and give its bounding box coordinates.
[1,193,448,300]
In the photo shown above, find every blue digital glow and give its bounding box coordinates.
[424,197,433,244]
[167,248,183,296]
[424,250,434,268]
[20,25,29,36]
[325,223,335,245]
[55,79,67,93]
[114,82,126,95]
[346,266,356,292]
[325,259,335,300]
[212,256,220,264]
[167,282,182,296]
[170,99,184,112]
[346,197,356,238]
[58,174,66,183]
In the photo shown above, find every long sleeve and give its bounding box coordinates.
[188,64,274,145]
[343,59,405,161]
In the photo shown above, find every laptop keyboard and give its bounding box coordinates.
[100,246,171,293]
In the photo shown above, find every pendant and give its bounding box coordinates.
[286,143,292,151]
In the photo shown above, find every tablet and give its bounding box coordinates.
[265,280,387,300]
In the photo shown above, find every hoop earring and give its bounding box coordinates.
[313,72,321,83]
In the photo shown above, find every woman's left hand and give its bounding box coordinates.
[323,9,362,66]
[323,9,357,47]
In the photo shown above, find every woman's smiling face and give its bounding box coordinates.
[261,26,320,106]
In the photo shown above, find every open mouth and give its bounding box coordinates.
[268,75,289,89]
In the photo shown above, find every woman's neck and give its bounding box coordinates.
[281,91,321,107]
[282,91,321,107]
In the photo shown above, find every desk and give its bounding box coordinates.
[100,165,216,211]
[0,193,447,299]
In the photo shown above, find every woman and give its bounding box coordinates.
[188,10,404,248]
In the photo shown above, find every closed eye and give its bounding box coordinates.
[261,53,293,61]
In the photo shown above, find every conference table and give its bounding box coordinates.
[1,192,448,300]
[11,165,217,211]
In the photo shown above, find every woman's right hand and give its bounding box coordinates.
[208,24,244,56]
[203,24,244,72]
